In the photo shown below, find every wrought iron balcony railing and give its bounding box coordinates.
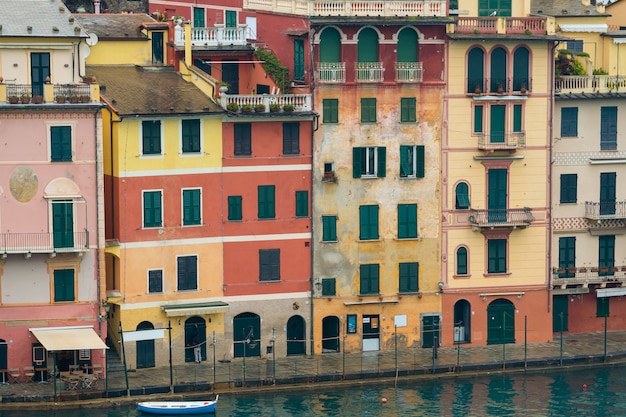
[477,132,526,151]
[552,266,626,288]
[317,62,346,84]
[355,62,384,83]
[0,230,89,255]
[395,62,423,83]
[174,24,248,48]
[468,208,534,229]
[585,201,626,220]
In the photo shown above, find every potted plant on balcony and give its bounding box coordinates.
[520,83,527,94]
[7,95,19,104]
[80,95,90,103]
[19,94,30,104]
[283,104,294,113]
[56,95,66,103]
[226,102,239,112]
[241,104,253,113]
[322,171,337,183]
[568,267,577,274]
[579,267,588,273]
[69,95,79,103]
[254,103,265,113]
[269,103,281,113]
[33,94,44,104]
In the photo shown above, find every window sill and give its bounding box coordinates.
[182,223,204,228]
[142,225,163,229]
[259,279,281,283]
[483,272,511,278]
[321,240,338,243]
[360,175,382,179]
[559,202,577,205]
[140,154,164,158]
[399,176,418,180]
[454,274,471,279]
[396,236,420,241]
[180,152,202,156]
[233,154,252,158]
[358,238,382,242]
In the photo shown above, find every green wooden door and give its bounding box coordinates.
[294,38,304,81]
[467,48,484,93]
[357,28,378,62]
[487,299,515,344]
[53,201,74,248]
[490,105,505,143]
[397,28,418,62]
[193,7,204,27]
[421,315,441,348]
[513,47,529,91]
[600,172,616,216]
[558,237,576,278]
[31,52,50,96]
[320,28,341,62]
[488,169,507,222]
[136,321,155,369]
[234,313,260,358]
[225,10,236,27]
[286,316,306,355]
[599,235,615,277]
[553,295,569,332]
[490,47,507,92]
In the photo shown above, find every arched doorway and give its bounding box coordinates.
[321,316,340,353]
[233,313,260,358]
[286,315,306,356]
[453,300,471,343]
[487,299,515,344]
[184,317,206,363]
[136,321,155,369]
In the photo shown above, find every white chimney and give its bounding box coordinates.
[94,0,101,14]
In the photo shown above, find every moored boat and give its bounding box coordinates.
[137,395,219,415]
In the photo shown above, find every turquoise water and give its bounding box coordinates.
[2,365,626,416]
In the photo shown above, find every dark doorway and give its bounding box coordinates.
[222,60,239,95]
[321,316,340,353]
[136,321,155,369]
[152,32,163,65]
[453,300,471,343]
[553,295,569,332]
[362,314,380,351]
[31,52,50,96]
[184,317,207,362]
[487,299,515,344]
[286,315,306,355]
[233,313,260,358]
[422,315,441,348]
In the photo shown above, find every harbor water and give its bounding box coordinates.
[1,364,625,416]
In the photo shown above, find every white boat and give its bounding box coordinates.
[137,395,219,415]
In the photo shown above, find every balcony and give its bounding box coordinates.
[355,62,384,83]
[552,266,626,290]
[1,82,97,104]
[556,75,626,95]
[468,78,530,96]
[220,93,312,113]
[395,62,423,83]
[317,62,346,84]
[174,24,248,48]
[453,16,551,35]
[0,230,89,255]
[477,132,526,151]
[585,201,626,221]
[468,208,534,230]
[243,0,447,17]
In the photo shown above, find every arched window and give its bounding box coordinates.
[490,47,507,93]
[456,247,468,275]
[319,27,341,63]
[397,28,418,63]
[455,182,470,209]
[513,47,530,92]
[357,28,381,82]
[467,47,484,93]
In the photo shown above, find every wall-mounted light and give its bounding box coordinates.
[1,252,7,259]
[315,280,322,295]
[24,252,31,259]
[49,251,56,258]
[438,281,444,293]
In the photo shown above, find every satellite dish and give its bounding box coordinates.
[86,33,99,46]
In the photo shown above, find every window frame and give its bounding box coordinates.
[143,190,163,228]
[322,215,337,241]
[456,247,468,276]
[399,145,425,178]
[359,264,380,295]
[323,98,339,124]
[177,255,198,291]
[398,262,419,293]
[182,188,202,226]
[360,98,377,123]
[400,97,416,123]
[359,205,379,240]
[455,182,471,209]
[560,174,578,204]
[283,122,300,155]
[234,123,252,156]
[397,203,418,239]
[141,120,162,156]
[50,125,72,162]
[181,119,201,154]
[259,249,280,281]
[353,146,386,178]
[148,269,164,293]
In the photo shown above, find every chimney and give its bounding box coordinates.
[94,0,101,14]
[581,0,590,6]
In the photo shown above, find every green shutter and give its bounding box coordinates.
[225,10,236,27]
[357,28,378,63]
[561,108,578,137]
[398,204,417,239]
[54,269,74,302]
[193,7,205,27]
[323,99,338,123]
[488,239,506,274]
[321,278,336,296]
[143,191,162,227]
[474,105,483,133]
[377,147,386,178]
[399,262,419,293]
[601,107,617,150]
[361,98,376,123]
[490,105,506,143]
[416,146,425,178]
[599,235,615,274]
[319,28,341,62]
[401,98,416,123]
[183,189,201,225]
[228,196,242,221]
[53,201,74,248]
[295,191,308,217]
[258,185,275,219]
[397,28,418,63]
[513,104,522,133]
[322,215,337,241]
[51,126,72,162]
[353,148,362,178]
[182,119,200,153]
[456,247,468,275]
[558,237,576,278]
[490,48,507,92]
[513,47,529,91]
[399,146,411,177]
[467,48,484,93]
[359,205,379,240]
[294,39,304,81]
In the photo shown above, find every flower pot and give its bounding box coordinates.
[20,97,30,104]
[269,106,280,113]
[69,97,79,104]
[33,96,44,104]
[254,106,265,113]
[56,96,66,103]
[80,96,90,103]
[8,97,19,104]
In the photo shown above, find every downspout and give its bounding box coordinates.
[309,24,317,356]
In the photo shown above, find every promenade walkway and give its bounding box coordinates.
[1,330,626,407]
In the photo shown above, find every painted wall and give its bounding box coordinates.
[85,39,154,66]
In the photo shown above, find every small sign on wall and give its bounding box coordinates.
[394,315,407,327]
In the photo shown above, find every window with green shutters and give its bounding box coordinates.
[225,10,236,27]
[295,190,308,217]
[359,264,379,295]
[400,98,416,123]
[473,105,483,133]
[513,104,522,132]
[560,174,577,203]
[228,196,242,221]
[399,262,419,293]
[596,297,609,318]
[601,107,617,150]
[456,247,468,275]
[52,200,74,249]
[490,47,507,93]
[182,119,201,153]
[599,235,615,277]
[258,185,275,219]
[143,190,162,228]
[322,278,336,296]
[193,7,205,27]
[294,38,304,81]
[558,237,576,278]
[353,147,386,178]
[148,269,163,293]
[561,108,578,137]
[399,145,425,178]
[487,239,507,274]
[50,126,72,162]
[234,123,251,156]
[54,269,74,302]
[182,189,201,226]
[322,215,337,241]
[359,205,379,240]
[478,0,512,16]
[259,249,280,281]
[323,99,338,123]
[361,98,376,123]
[398,204,417,239]
[455,182,470,209]
[142,120,161,155]
[283,122,300,155]
[177,255,198,291]
[513,47,529,92]
[468,48,485,93]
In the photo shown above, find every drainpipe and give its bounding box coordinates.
[308,25,317,356]
[184,21,192,69]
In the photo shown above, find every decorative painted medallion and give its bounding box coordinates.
[9,166,38,202]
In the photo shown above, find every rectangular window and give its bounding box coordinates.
[50,126,72,162]
[596,297,609,318]
[182,119,201,153]
[295,190,308,217]
[513,104,522,132]
[399,145,425,178]
[142,120,161,155]
[400,97,416,123]
[568,40,583,54]
[361,98,376,123]
[558,237,576,278]
[148,269,163,293]
[283,122,300,155]
[359,264,380,295]
[359,205,379,240]
[53,269,74,302]
[234,123,252,156]
[560,174,577,204]
[258,185,275,219]
[228,196,242,221]
[177,255,198,291]
[322,215,337,241]
[321,278,336,296]
[259,249,280,281]
[143,191,162,228]
[474,105,483,133]
[599,235,615,276]
[52,200,74,249]
[398,204,418,239]
[182,189,201,226]
[561,108,578,137]
[601,107,617,150]
[353,147,386,178]
[323,99,338,123]
[487,239,507,274]
[399,262,419,293]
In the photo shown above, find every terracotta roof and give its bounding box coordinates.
[74,14,165,40]
[0,0,86,38]
[531,0,609,17]
[87,65,223,116]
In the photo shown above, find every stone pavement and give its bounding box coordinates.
[1,331,626,406]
